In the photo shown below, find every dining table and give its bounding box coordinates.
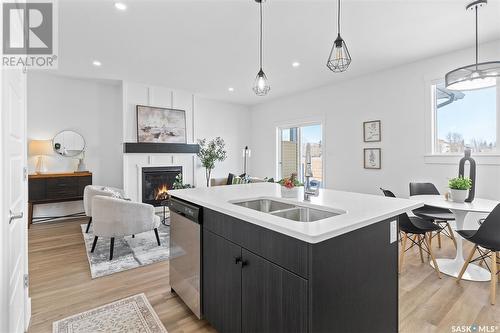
[410,194,499,281]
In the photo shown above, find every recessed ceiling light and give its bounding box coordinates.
[292,62,300,68]
[228,87,235,92]
[92,60,102,67]
[114,2,127,11]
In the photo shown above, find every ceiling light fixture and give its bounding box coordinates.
[445,0,500,91]
[228,87,235,92]
[326,0,351,73]
[92,60,102,67]
[114,2,127,11]
[252,0,270,96]
[292,62,300,68]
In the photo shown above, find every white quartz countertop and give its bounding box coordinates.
[170,183,423,244]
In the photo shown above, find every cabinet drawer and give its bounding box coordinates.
[29,179,46,201]
[46,178,78,199]
[204,209,309,279]
[78,176,92,195]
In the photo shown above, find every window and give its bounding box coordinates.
[432,81,498,154]
[278,124,323,186]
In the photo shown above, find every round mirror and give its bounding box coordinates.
[52,130,86,157]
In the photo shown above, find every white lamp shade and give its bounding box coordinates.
[29,140,53,156]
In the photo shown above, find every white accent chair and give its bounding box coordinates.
[90,196,161,260]
[83,185,126,233]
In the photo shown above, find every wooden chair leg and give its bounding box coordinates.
[109,237,115,260]
[491,251,497,305]
[447,223,457,249]
[85,217,92,233]
[399,233,408,274]
[457,245,477,283]
[154,228,161,246]
[418,235,425,263]
[437,231,442,248]
[425,233,441,279]
[91,236,98,252]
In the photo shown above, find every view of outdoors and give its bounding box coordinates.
[279,124,322,185]
[435,82,497,153]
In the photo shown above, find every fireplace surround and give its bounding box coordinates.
[142,166,182,206]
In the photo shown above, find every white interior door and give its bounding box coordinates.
[1,67,29,333]
[1,28,30,333]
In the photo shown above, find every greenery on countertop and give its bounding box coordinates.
[277,173,303,189]
[448,177,472,190]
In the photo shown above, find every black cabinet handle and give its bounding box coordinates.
[234,256,242,264]
[241,260,248,267]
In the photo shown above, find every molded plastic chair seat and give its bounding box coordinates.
[413,207,455,221]
[456,229,476,239]
[457,229,500,252]
[408,216,441,234]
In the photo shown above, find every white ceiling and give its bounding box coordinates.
[55,0,500,105]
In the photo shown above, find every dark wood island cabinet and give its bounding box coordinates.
[199,207,398,333]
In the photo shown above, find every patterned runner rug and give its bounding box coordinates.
[53,293,167,333]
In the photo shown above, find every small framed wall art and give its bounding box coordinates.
[363,120,381,142]
[364,148,381,169]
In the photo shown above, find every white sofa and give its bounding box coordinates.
[83,185,126,233]
[90,196,161,260]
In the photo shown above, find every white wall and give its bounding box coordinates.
[122,82,251,200]
[250,41,500,204]
[27,72,122,217]
[194,97,251,185]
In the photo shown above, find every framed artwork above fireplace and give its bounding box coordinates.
[136,105,187,144]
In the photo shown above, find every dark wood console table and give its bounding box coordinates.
[28,172,92,228]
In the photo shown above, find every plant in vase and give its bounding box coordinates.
[448,177,472,203]
[197,137,227,187]
[277,174,303,198]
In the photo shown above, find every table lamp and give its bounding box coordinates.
[29,140,52,174]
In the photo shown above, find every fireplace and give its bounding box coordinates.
[142,166,182,206]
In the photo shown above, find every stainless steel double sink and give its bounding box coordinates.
[231,198,343,222]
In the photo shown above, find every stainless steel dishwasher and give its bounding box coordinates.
[169,197,202,319]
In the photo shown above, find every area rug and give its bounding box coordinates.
[53,293,167,333]
[81,221,171,278]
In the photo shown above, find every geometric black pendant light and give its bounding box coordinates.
[327,0,351,72]
[253,0,271,96]
[445,0,500,91]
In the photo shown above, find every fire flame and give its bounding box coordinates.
[154,184,169,201]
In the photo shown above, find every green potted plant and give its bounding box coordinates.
[172,173,194,190]
[197,137,227,187]
[448,176,472,203]
[277,173,303,198]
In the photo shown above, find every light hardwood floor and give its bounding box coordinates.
[28,219,499,333]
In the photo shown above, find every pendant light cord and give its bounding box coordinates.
[337,0,341,34]
[475,5,478,66]
[259,1,263,70]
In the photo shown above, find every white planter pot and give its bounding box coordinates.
[450,189,468,203]
[281,186,301,198]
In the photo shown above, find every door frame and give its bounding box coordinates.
[275,117,326,186]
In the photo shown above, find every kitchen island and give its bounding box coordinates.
[170,183,422,333]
